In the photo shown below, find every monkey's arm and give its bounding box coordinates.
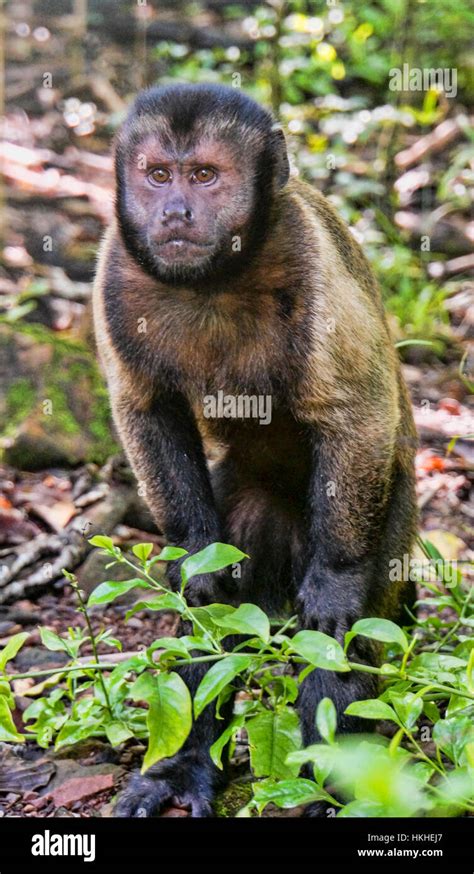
[297,413,397,636]
[108,377,223,602]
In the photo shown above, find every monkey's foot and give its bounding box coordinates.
[115,760,216,818]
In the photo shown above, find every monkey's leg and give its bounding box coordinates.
[294,427,416,817]
[296,427,416,743]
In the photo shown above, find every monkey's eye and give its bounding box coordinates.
[148,167,172,185]
[191,167,217,185]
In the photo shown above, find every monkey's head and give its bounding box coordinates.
[115,83,290,287]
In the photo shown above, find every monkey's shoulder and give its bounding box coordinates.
[281,179,381,304]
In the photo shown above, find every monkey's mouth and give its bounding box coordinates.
[155,237,215,263]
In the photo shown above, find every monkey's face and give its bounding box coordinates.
[115,85,290,287]
[118,133,261,285]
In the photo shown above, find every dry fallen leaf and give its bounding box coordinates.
[29,500,77,532]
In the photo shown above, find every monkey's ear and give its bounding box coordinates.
[270,124,290,189]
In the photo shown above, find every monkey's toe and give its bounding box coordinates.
[115,770,214,818]
[115,774,173,817]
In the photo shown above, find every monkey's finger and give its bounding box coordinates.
[115,777,173,818]
[179,792,213,818]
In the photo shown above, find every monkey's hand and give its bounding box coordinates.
[114,752,219,818]
[295,579,367,644]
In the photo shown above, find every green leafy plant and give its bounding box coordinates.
[0,537,472,816]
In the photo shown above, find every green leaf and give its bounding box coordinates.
[88,535,115,552]
[389,693,423,729]
[154,546,188,562]
[337,800,385,817]
[105,720,134,746]
[380,662,399,675]
[179,635,217,654]
[210,716,245,770]
[0,632,30,670]
[125,592,184,619]
[129,672,157,701]
[316,697,337,744]
[433,716,474,766]
[147,638,191,660]
[349,618,408,651]
[0,696,24,742]
[252,778,332,812]
[87,578,150,607]
[132,543,153,562]
[411,652,466,672]
[434,768,474,810]
[345,699,400,724]
[423,700,440,723]
[188,604,235,636]
[194,655,252,717]
[446,694,470,718]
[181,543,248,585]
[0,680,13,706]
[108,654,149,681]
[290,631,350,672]
[39,627,70,653]
[287,743,335,776]
[142,672,192,771]
[214,603,270,642]
[411,762,435,784]
[422,539,444,562]
[247,707,301,779]
[467,647,474,692]
[55,719,101,750]
[104,636,122,652]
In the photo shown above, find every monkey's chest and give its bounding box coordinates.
[152,305,297,401]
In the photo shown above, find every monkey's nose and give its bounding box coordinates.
[162,204,193,224]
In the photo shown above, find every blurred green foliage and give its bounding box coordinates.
[147,0,473,353]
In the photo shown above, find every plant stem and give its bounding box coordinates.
[70,576,113,716]
[6,655,474,705]
[5,663,119,682]
[432,586,473,654]
[403,727,445,775]
[120,554,222,651]
[348,661,474,701]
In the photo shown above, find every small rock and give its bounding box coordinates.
[13,646,68,672]
[126,618,142,629]
[6,609,39,625]
[439,397,461,415]
[15,600,37,611]
[161,806,189,818]
[0,621,18,635]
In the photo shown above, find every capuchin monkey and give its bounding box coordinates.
[93,83,418,817]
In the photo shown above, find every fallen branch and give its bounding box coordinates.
[0,483,135,605]
[395,117,468,170]
[428,253,474,278]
